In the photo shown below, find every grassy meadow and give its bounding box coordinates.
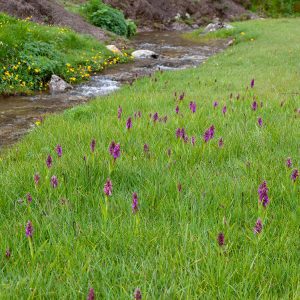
[0,18,299,298]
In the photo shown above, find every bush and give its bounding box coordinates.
[249,0,300,16]
[80,0,137,38]
[126,20,137,38]
[90,6,128,36]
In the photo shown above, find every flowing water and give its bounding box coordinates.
[0,31,226,149]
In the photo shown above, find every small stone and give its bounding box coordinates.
[49,75,73,94]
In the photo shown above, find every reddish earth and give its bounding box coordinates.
[0,0,252,34]
[104,0,252,28]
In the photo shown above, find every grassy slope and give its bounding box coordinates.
[0,13,126,95]
[0,18,300,298]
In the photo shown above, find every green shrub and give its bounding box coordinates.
[249,0,300,16]
[80,0,137,38]
[126,20,137,38]
[90,6,128,36]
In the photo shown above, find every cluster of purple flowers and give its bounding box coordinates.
[203,125,215,143]
[25,221,33,238]
[34,173,40,185]
[46,155,52,168]
[217,232,225,246]
[153,112,159,122]
[126,117,132,130]
[134,111,142,119]
[253,218,263,234]
[291,169,299,182]
[56,144,62,158]
[252,101,257,111]
[51,176,58,188]
[176,128,189,143]
[90,139,96,153]
[132,192,139,213]
[258,181,270,208]
[104,179,113,196]
[189,101,196,113]
[117,106,122,119]
[109,141,121,161]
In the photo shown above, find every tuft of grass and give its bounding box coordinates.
[0,13,130,95]
[0,18,300,298]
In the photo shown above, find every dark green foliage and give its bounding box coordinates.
[80,0,137,37]
[249,0,300,16]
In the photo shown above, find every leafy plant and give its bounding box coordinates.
[80,0,137,38]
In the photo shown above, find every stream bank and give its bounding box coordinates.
[0,31,226,149]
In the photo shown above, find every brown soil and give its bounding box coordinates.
[0,0,108,41]
[104,0,252,28]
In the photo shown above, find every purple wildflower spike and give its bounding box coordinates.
[153,112,159,122]
[5,248,11,259]
[118,106,122,119]
[286,158,292,168]
[176,128,181,138]
[175,106,179,114]
[126,117,132,130]
[179,92,185,101]
[258,181,269,208]
[26,193,32,203]
[87,288,95,300]
[252,101,257,111]
[46,155,52,168]
[90,139,96,153]
[134,288,142,300]
[144,144,149,153]
[109,141,121,160]
[138,111,142,118]
[132,192,139,214]
[191,136,196,146]
[25,221,33,238]
[103,179,113,196]
[222,106,227,115]
[213,101,219,108]
[251,79,255,88]
[218,138,224,148]
[56,144,62,158]
[291,169,299,182]
[203,125,215,143]
[34,173,40,186]
[258,117,263,127]
[217,232,225,246]
[189,101,196,113]
[253,218,263,234]
[51,176,58,188]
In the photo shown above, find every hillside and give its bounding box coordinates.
[0,0,108,41]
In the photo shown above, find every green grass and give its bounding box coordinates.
[0,13,128,95]
[0,18,300,298]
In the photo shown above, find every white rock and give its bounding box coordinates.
[106,45,122,55]
[131,50,159,59]
[49,75,73,94]
[203,22,234,34]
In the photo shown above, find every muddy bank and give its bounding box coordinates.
[0,31,227,149]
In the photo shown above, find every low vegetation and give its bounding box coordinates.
[249,0,300,16]
[79,0,137,38]
[0,13,128,95]
[0,18,299,298]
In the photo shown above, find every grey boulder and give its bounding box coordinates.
[49,75,73,94]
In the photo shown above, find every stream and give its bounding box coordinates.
[0,31,226,149]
